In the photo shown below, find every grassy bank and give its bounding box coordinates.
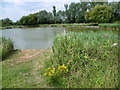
[2,27,119,88]
[99,23,120,30]
[0,37,14,60]
[2,49,51,88]
[1,23,120,30]
[43,31,118,88]
[0,23,98,29]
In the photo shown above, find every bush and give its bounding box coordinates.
[0,37,14,60]
[44,31,118,88]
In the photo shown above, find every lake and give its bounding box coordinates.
[0,27,65,50]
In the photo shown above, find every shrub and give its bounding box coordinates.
[0,37,14,60]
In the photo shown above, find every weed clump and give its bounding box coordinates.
[0,37,14,60]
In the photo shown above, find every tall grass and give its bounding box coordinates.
[44,31,118,88]
[0,37,14,60]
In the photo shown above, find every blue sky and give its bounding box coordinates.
[0,0,119,22]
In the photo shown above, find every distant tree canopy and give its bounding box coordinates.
[19,14,37,25]
[1,18,13,26]
[109,1,120,21]
[1,1,119,26]
[85,5,112,23]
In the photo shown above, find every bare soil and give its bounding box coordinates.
[14,49,49,63]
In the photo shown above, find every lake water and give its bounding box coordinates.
[0,27,65,50]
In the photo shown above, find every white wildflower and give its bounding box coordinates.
[111,43,118,47]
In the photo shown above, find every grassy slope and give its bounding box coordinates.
[1,27,119,88]
[2,49,51,88]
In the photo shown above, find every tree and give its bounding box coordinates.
[109,1,120,21]
[19,14,37,25]
[76,2,89,23]
[64,4,71,23]
[64,2,89,23]
[53,6,57,17]
[37,10,54,24]
[1,18,13,26]
[85,5,112,23]
[57,10,65,23]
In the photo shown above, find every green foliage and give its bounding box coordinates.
[114,21,120,23]
[85,5,112,23]
[2,1,119,26]
[1,18,13,26]
[50,24,57,27]
[6,1,119,25]
[99,23,120,28]
[53,6,57,17]
[19,14,37,25]
[2,50,49,88]
[109,1,120,21]
[44,31,118,88]
[0,37,14,60]
[37,10,54,24]
[64,2,88,23]
[2,60,35,88]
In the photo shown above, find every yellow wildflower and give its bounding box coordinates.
[44,67,55,76]
[48,72,52,76]
[58,64,68,72]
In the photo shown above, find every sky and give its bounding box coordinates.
[0,0,119,22]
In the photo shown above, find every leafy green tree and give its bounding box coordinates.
[52,6,57,23]
[28,14,37,25]
[85,5,112,23]
[64,2,89,23]
[64,4,71,23]
[37,10,54,24]
[19,14,37,25]
[13,20,21,25]
[57,10,65,23]
[1,18,13,26]
[76,2,89,23]
[109,1,120,21]
[19,16,28,25]
[53,6,56,17]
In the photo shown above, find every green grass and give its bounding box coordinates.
[0,37,14,60]
[2,60,34,88]
[1,27,119,88]
[99,23,120,28]
[43,30,118,88]
[39,24,50,27]
[2,50,51,88]
[62,23,98,27]
[38,23,98,28]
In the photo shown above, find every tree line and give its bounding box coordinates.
[1,1,120,26]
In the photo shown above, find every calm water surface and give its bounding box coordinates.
[0,27,65,49]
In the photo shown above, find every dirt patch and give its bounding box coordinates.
[15,49,49,63]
